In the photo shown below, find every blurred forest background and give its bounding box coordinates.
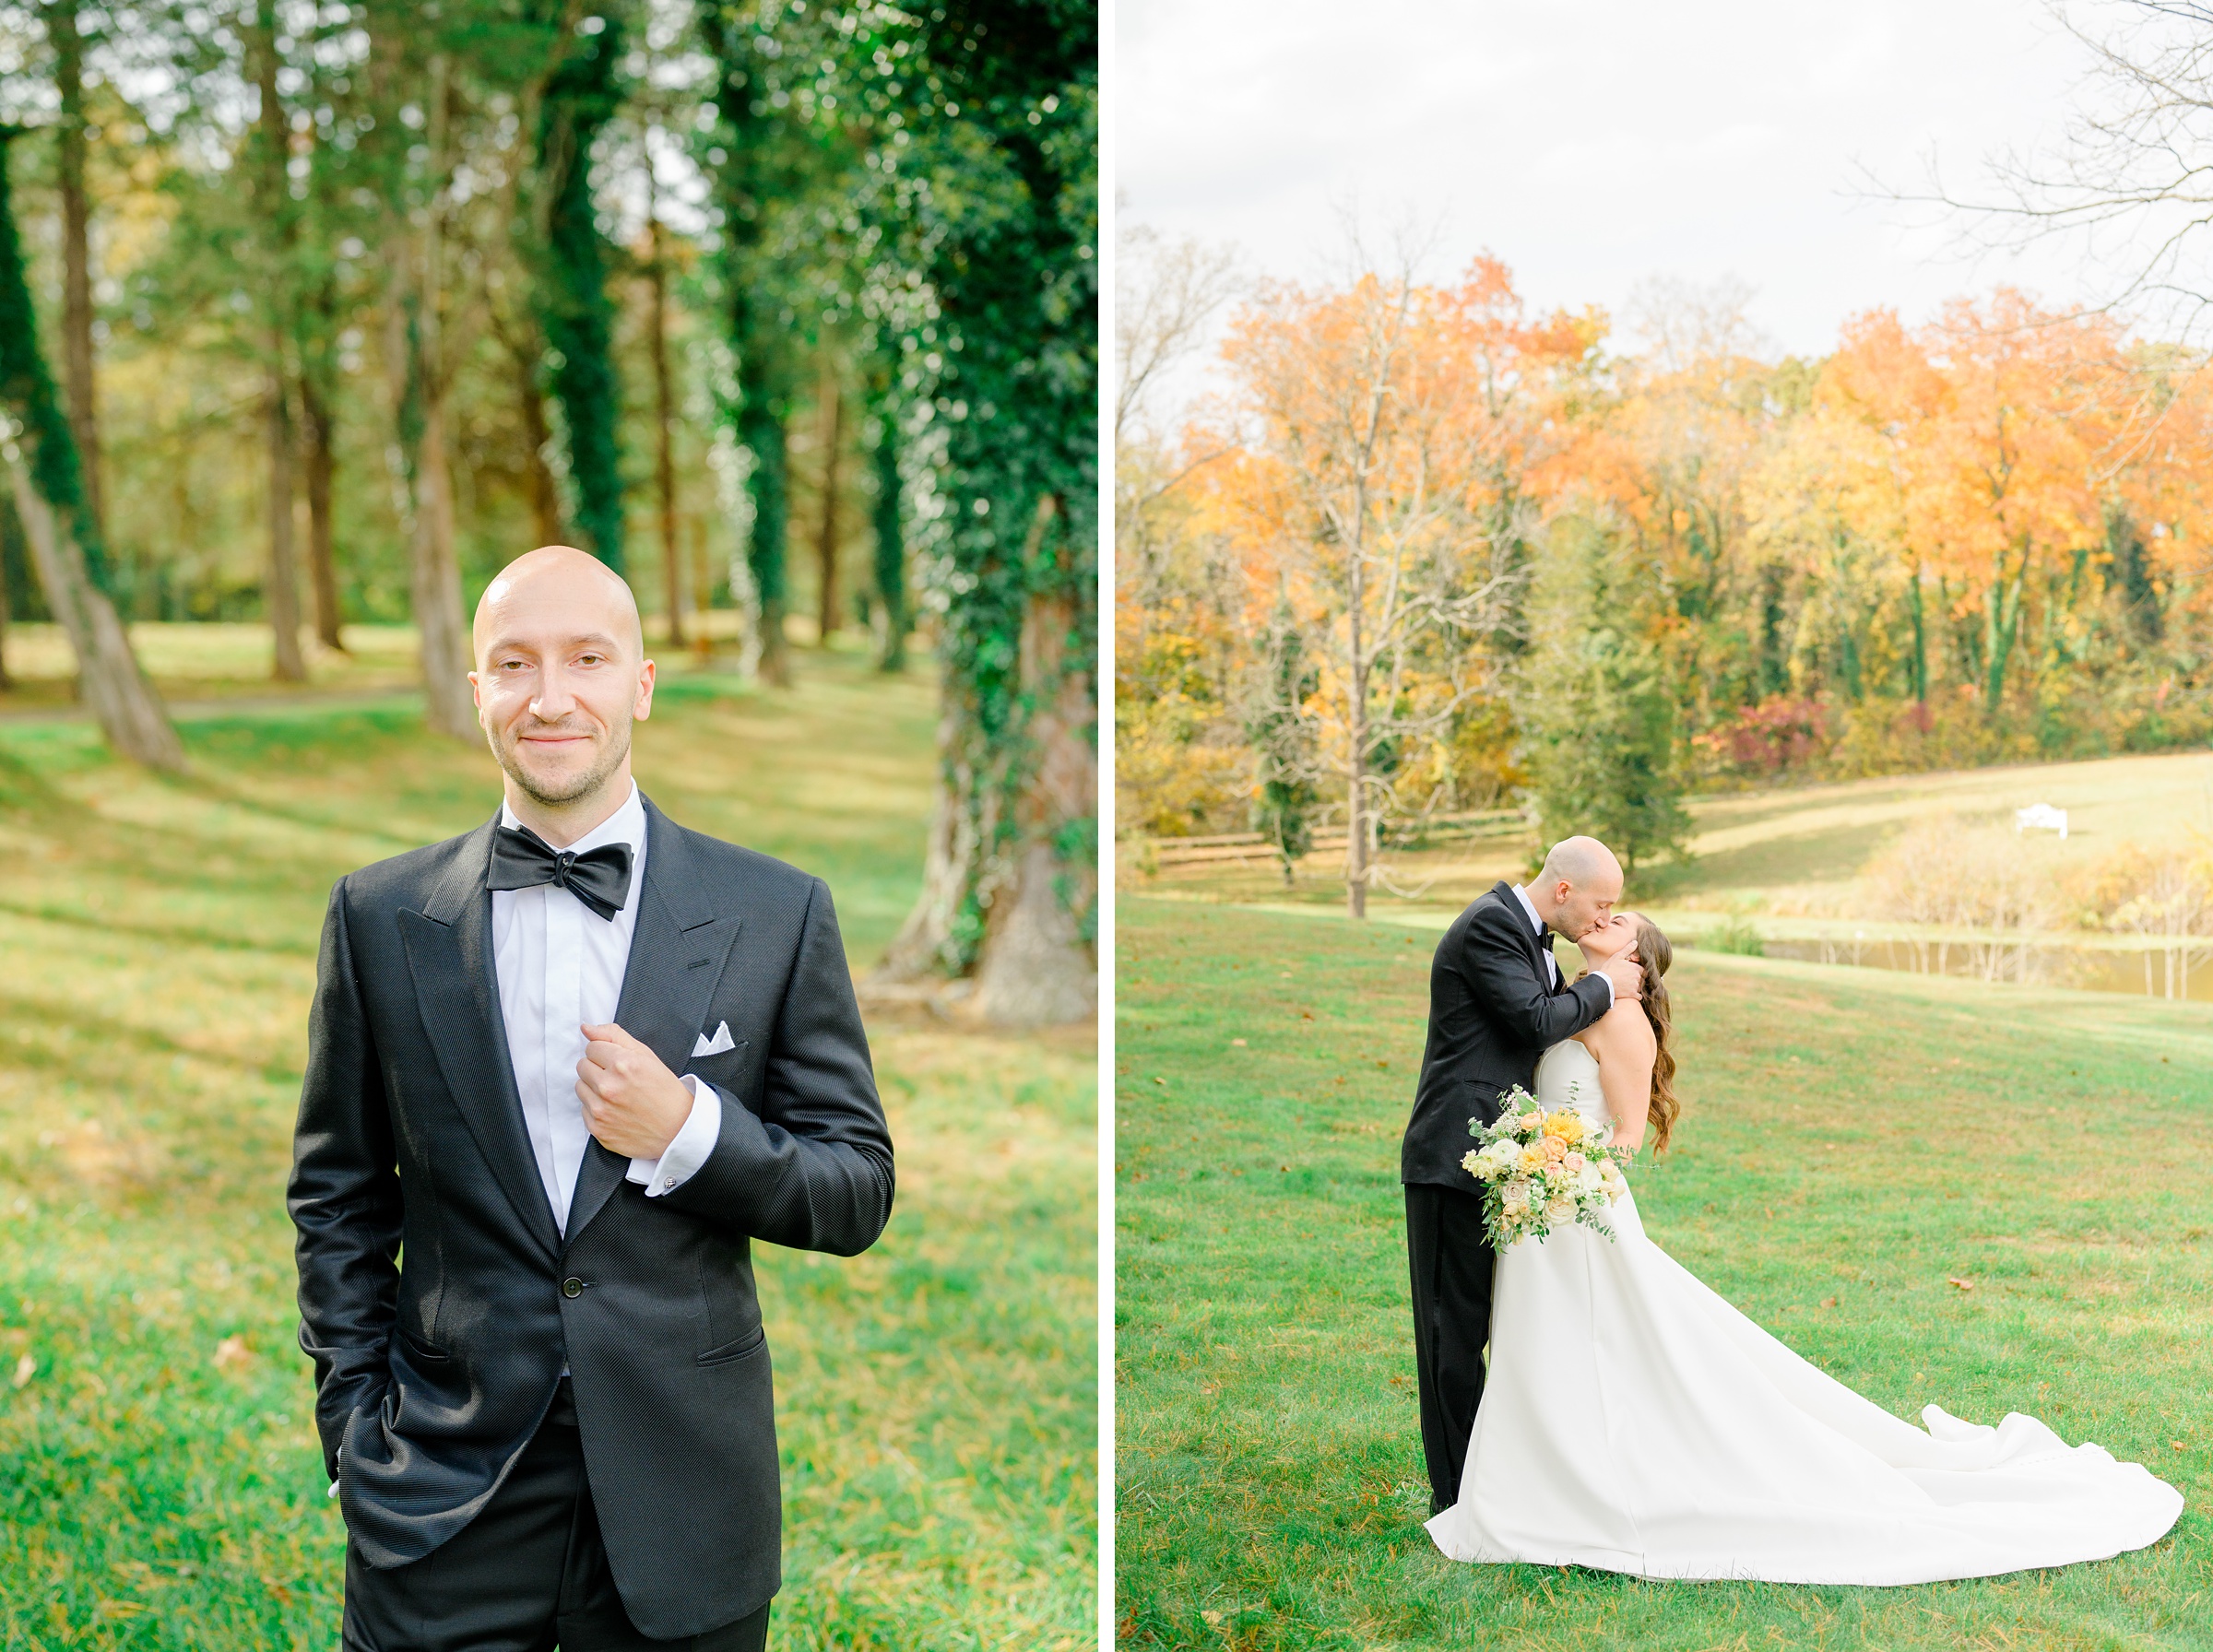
[0,0,1095,1024]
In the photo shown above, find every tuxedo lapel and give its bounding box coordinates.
[399,817,563,1262]
[564,796,743,1246]
[1490,879,1562,995]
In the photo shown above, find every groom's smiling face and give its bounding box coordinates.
[469,547,657,809]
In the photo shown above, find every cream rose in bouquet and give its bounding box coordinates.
[1461,1083,1632,1246]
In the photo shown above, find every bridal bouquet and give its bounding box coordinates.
[1462,1085,1632,1246]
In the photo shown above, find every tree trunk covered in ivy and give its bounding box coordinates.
[878,0,1098,1027]
[0,129,182,770]
[701,1,795,685]
[49,0,104,543]
[868,370,906,671]
[535,14,626,573]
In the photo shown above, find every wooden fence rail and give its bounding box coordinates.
[1134,809,1526,870]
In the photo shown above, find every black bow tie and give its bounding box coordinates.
[486,824,634,921]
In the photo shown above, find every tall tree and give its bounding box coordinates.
[0,125,182,769]
[533,9,627,572]
[811,356,844,641]
[866,358,906,669]
[700,0,803,685]
[362,19,475,740]
[645,197,684,646]
[45,0,103,540]
[1512,513,1689,872]
[1210,257,1576,915]
[250,0,306,680]
[874,0,1099,1025]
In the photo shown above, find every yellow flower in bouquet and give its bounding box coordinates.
[1459,1084,1634,1247]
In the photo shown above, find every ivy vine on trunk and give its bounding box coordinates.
[877,0,1098,1027]
[535,11,627,573]
[0,126,182,770]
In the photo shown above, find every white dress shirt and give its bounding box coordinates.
[1513,883,1615,1008]
[491,784,720,1234]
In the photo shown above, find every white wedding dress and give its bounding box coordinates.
[1426,1039,2183,1584]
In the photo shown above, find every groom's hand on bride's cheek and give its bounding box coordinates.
[576,1022,693,1159]
[1600,954,1643,1001]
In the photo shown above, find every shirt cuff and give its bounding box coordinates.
[626,1075,722,1197]
[1598,969,1615,1008]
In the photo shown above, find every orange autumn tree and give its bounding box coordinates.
[1201,255,1595,915]
[1585,284,1791,722]
[1822,295,2138,716]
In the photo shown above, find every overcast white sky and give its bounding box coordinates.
[1119,0,2119,402]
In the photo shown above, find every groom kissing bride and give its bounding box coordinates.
[1402,837,2181,1585]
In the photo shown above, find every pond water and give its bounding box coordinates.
[1738,936,2207,1001]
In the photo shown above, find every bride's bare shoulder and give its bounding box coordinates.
[1579,998,1654,1061]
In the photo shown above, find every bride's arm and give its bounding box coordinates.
[1580,1005,1656,1153]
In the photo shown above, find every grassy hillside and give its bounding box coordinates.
[1124,747,2213,925]
[0,655,1096,1650]
[1115,893,2210,1651]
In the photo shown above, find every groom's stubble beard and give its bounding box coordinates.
[491,713,633,810]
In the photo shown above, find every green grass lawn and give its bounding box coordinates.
[1115,894,2212,1651]
[0,652,1096,1651]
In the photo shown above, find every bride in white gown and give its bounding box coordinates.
[1426,914,2183,1585]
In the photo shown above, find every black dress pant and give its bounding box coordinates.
[1406,1181,1496,1516]
[342,1380,772,1652]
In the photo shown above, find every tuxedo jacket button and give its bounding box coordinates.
[562,1277,584,1299]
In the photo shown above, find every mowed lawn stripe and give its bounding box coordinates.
[1117,894,2212,1652]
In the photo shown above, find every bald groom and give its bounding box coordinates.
[1402,838,1643,1515]
[290,548,894,1649]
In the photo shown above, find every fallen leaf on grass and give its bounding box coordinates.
[1230,1039,1247,1047]
[213,1335,253,1372]
[1821,1296,1839,1309]
[1947,1277,1975,1292]
[10,1353,32,1388]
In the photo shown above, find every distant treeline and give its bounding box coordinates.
[1118,244,2213,895]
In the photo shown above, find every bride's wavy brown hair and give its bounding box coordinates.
[1579,914,1679,1152]
[1633,916,1679,1154]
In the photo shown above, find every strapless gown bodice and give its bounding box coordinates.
[1532,1037,1609,1130]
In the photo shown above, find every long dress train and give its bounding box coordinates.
[1425,1040,2183,1585]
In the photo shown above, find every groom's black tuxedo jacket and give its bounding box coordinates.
[288,793,893,1638]
[1402,879,1611,1188]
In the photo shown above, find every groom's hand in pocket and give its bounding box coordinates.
[576,1023,694,1159]
[1599,954,1643,1002]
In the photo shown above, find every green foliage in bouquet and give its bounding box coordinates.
[1463,1083,1634,1246]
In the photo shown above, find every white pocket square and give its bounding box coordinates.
[691,1021,737,1058]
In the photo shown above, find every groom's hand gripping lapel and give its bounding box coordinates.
[576,1021,693,1159]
